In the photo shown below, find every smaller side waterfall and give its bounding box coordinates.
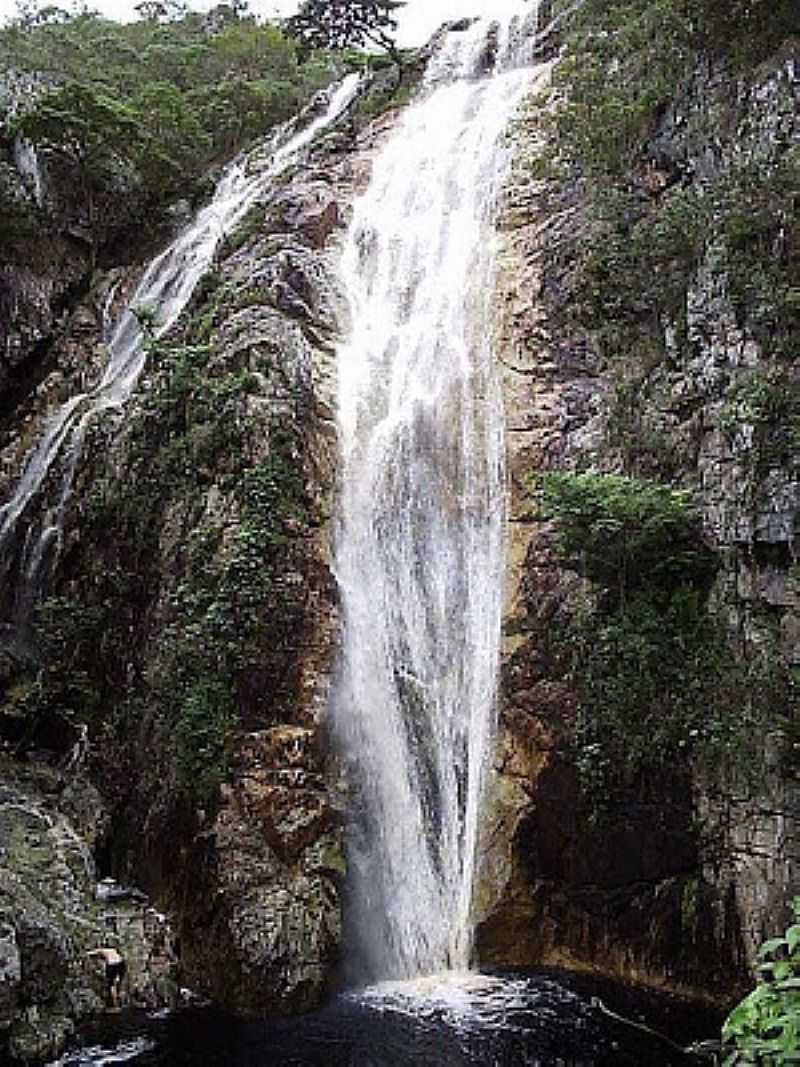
[333,6,546,984]
[0,75,361,646]
[13,137,44,207]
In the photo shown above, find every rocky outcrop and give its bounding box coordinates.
[0,72,94,410]
[0,757,178,1063]
[1,9,796,1045]
[65,170,348,1014]
[476,26,799,1000]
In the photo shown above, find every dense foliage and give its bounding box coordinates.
[538,472,714,606]
[535,473,786,801]
[288,0,404,59]
[0,3,335,246]
[723,898,800,1064]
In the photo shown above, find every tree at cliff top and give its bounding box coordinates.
[288,0,405,62]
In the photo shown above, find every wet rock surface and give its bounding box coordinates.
[0,19,797,1054]
[477,35,799,999]
[0,758,178,1064]
[0,87,400,1041]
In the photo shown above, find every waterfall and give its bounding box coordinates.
[0,74,361,648]
[333,5,543,984]
[13,137,44,207]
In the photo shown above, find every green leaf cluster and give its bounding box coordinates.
[537,471,715,606]
[723,898,800,1064]
[158,428,311,799]
[534,472,784,803]
[567,149,800,376]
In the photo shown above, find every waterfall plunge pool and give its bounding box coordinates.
[46,969,723,1066]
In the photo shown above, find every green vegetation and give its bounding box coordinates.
[11,284,316,803]
[718,366,800,467]
[0,0,346,794]
[560,154,800,389]
[157,425,312,798]
[716,153,800,358]
[565,185,706,377]
[549,0,694,178]
[535,472,784,803]
[348,63,419,121]
[101,315,312,799]
[0,3,336,246]
[723,897,800,1064]
[538,472,714,605]
[535,0,800,479]
[288,0,404,62]
[549,0,800,181]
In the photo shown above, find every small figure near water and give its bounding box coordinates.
[87,946,127,1009]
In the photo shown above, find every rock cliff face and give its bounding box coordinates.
[0,80,402,1058]
[0,71,182,426]
[0,8,798,1060]
[76,109,399,1017]
[0,757,178,1063]
[476,15,799,1000]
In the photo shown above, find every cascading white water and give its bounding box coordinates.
[13,137,44,207]
[0,75,361,637]
[334,5,544,984]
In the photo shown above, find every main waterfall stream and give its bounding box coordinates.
[332,4,543,992]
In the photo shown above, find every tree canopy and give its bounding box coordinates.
[287,0,404,59]
[0,2,337,243]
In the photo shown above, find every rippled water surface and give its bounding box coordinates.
[46,970,722,1067]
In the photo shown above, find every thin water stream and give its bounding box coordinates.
[0,74,361,648]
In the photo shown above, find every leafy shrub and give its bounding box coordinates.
[537,471,715,605]
[534,472,781,803]
[723,898,800,1064]
[556,592,772,802]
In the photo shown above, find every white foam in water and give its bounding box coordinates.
[344,969,608,1067]
[350,972,538,1031]
[333,2,550,983]
[47,1036,155,1066]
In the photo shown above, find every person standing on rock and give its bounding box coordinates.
[87,946,127,1009]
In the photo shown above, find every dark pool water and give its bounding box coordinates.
[46,969,723,1067]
